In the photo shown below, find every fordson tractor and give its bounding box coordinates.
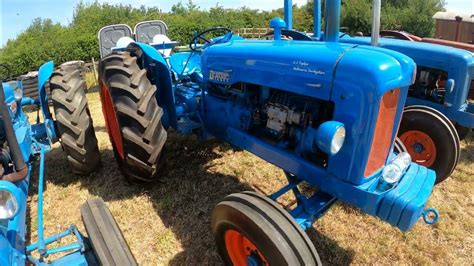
[0,63,136,265]
[280,0,473,184]
[97,0,439,263]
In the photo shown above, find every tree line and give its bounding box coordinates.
[0,0,445,76]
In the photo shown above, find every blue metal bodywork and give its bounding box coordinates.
[340,36,474,128]
[1,64,91,265]
[282,0,474,130]
[123,26,436,232]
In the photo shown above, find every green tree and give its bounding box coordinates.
[0,0,446,77]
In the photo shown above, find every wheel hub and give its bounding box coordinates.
[225,230,268,265]
[400,130,437,167]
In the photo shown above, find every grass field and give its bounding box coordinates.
[26,89,473,265]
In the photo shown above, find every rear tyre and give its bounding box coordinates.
[211,191,321,265]
[50,62,101,175]
[81,198,137,266]
[99,51,167,182]
[398,105,460,184]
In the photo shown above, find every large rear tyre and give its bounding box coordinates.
[398,105,460,184]
[212,191,321,265]
[50,62,101,175]
[99,51,167,182]
[81,198,137,266]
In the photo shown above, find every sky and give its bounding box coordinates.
[1,0,473,46]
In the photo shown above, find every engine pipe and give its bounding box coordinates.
[0,82,28,182]
[371,0,382,46]
[324,0,341,42]
[313,0,322,40]
[283,0,386,45]
[284,0,293,30]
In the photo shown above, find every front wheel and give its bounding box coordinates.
[211,191,321,265]
[81,198,137,265]
[398,106,460,184]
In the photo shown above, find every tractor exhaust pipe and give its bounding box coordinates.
[284,0,293,30]
[314,0,322,40]
[0,82,28,182]
[325,0,341,42]
[371,0,382,46]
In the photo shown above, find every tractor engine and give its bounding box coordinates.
[409,66,448,103]
[198,39,420,186]
[204,82,335,168]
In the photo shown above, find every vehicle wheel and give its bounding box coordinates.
[50,62,101,175]
[455,124,471,140]
[81,198,137,266]
[99,51,167,182]
[393,137,408,154]
[398,105,460,184]
[211,191,321,265]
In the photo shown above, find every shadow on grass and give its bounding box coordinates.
[38,131,353,265]
[459,134,474,164]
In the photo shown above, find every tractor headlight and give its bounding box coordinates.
[382,152,411,184]
[0,189,19,220]
[14,87,23,102]
[316,121,346,155]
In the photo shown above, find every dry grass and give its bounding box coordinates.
[84,71,98,90]
[26,90,473,265]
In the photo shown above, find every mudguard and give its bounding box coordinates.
[37,61,57,142]
[128,42,177,129]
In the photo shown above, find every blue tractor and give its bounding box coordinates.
[97,1,439,263]
[0,63,136,265]
[278,0,473,184]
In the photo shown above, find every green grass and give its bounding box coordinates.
[27,91,473,265]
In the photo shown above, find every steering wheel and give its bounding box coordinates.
[189,27,233,52]
[0,64,12,82]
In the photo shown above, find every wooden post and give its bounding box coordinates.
[91,57,98,88]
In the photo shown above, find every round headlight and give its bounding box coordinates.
[0,189,19,220]
[14,87,23,102]
[382,152,411,184]
[316,121,346,155]
[331,126,346,154]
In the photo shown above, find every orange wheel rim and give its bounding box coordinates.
[400,130,437,167]
[100,81,124,159]
[224,230,269,266]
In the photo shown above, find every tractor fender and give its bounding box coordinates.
[37,61,58,142]
[128,42,177,129]
[38,61,53,119]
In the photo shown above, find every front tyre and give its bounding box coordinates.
[398,106,460,184]
[50,62,101,175]
[99,51,167,182]
[81,198,137,265]
[212,191,321,265]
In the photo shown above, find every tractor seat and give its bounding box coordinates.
[150,35,179,57]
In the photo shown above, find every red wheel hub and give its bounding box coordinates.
[400,130,437,167]
[225,230,269,265]
[100,82,124,159]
